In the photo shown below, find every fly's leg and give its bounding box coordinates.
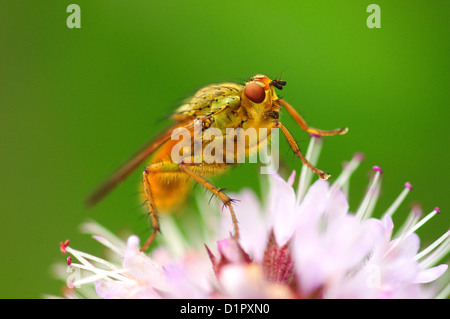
[279,99,348,136]
[179,163,240,241]
[140,162,185,251]
[275,121,331,180]
[140,161,239,251]
[141,167,160,252]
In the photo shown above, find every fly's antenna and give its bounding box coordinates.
[270,72,287,90]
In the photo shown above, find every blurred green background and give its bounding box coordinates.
[0,1,448,298]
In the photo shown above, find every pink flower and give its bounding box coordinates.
[55,137,449,299]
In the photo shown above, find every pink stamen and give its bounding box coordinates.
[412,202,423,217]
[356,166,382,220]
[67,256,72,267]
[309,133,321,138]
[354,152,365,162]
[60,239,70,254]
[383,181,414,218]
[404,182,413,190]
[372,166,383,174]
[434,207,440,214]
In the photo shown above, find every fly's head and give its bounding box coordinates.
[241,74,286,118]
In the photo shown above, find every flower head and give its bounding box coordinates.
[54,137,449,299]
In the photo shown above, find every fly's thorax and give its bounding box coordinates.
[172,83,243,119]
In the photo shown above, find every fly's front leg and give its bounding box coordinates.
[179,163,240,241]
[279,99,348,136]
[275,121,331,180]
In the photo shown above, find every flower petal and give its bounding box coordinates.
[325,186,349,222]
[295,180,329,235]
[219,263,293,298]
[266,172,297,247]
[414,264,448,283]
[122,236,167,291]
[222,189,267,262]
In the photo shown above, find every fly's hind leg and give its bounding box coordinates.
[179,163,240,241]
[140,161,239,251]
[141,167,159,252]
[140,162,183,252]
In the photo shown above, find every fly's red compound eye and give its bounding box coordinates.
[244,83,266,103]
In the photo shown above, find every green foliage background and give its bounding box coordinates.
[0,1,448,298]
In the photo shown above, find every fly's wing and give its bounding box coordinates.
[85,118,196,208]
[86,82,243,207]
